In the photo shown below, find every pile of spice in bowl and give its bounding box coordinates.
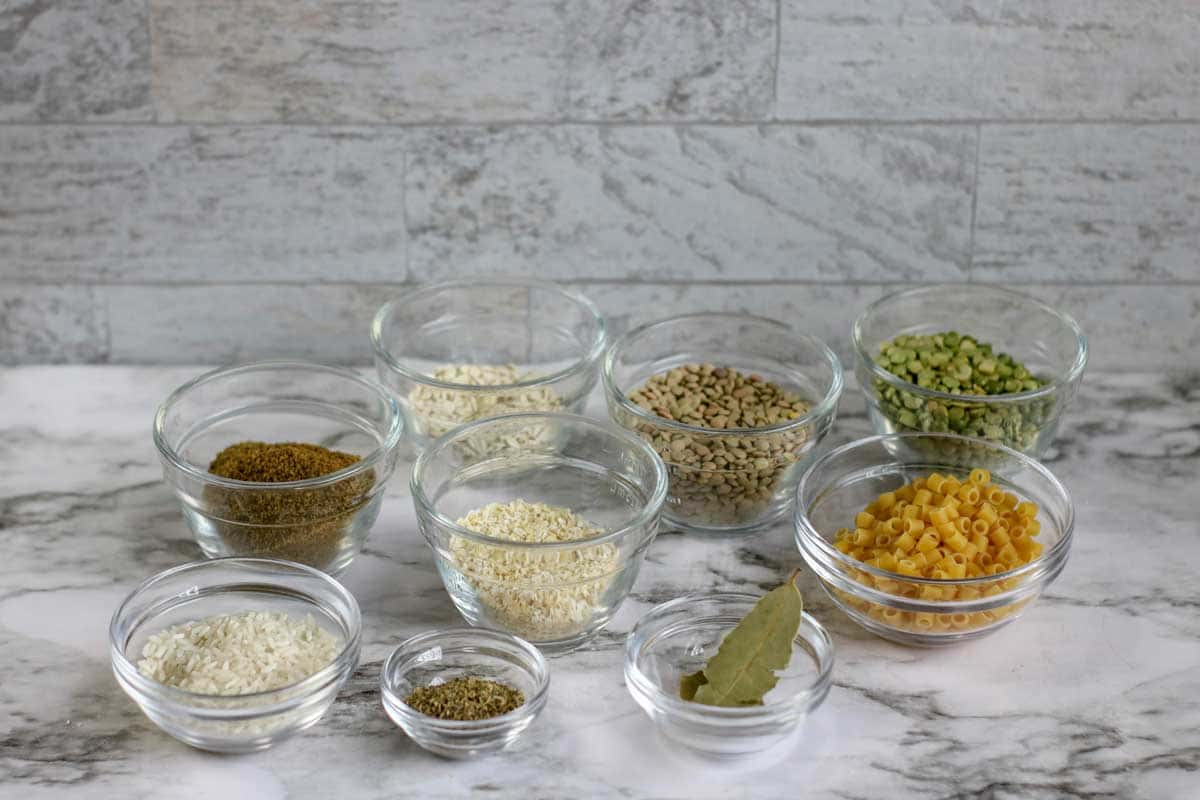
[372,278,606,454]
[411,413,667,653]
[604,313,842,534]
[154,361,403,575]
[110,558,362,753]
[852,285,1087,458]
[201,441,376,569]
[381,627,549,759]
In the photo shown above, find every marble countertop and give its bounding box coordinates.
[1,366,1197,799]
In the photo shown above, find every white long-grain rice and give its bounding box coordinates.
[137,610,339,695]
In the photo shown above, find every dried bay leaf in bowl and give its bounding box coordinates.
[680,577,803,708]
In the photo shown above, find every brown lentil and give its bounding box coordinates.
[203,441,375,570]
[624,364,811,527]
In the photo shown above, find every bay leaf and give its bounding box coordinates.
[679,669,708,701]
[690,578,803,708]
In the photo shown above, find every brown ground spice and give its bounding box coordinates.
[203,441,375,570]
[209,441,360,483]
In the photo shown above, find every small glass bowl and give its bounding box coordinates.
[154,360,404,575]
[380,627,549,759]
[794,433,1074,647]
[109,558,362,753]
[411,412,668,654]
[603,313,843,534]
[624,593,834,759]
[852,285,1088,458]
[371,278,607,452]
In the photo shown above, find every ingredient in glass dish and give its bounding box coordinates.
[137,611,339,695]
[449,499,617,641]
[408,364,562,454]
[680,575,803,707]
[404,676,524,721]
[209,441,361,482]
[625,364,811,527]
[832,469,1044,633]
[835,468,1043,579]
[203,441,375,570]
[877,333,1043,396]
[872,332,1048,452]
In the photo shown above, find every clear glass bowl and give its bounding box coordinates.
[371,278,606,452]
[411,412,668,654]
[852,285,1088,458]
[624,593,834,759]
[380,627,549,759]
[603,313,843,534]
[154,361,403,575]
[109,558,362,753]
[794,433,1074,647]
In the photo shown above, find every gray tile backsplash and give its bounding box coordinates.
[777,1,1200,121]
[83,281,1200,371]
[0,0,152,122]
[1,126,408,283]
[149,0,776,123]
[406,125,974,281]
[0,284,105,363]
[1,0,1196,367]
[974,125,1200,283]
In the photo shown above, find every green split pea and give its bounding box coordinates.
[872,331,1051,453]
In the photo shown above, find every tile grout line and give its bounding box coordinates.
[145,0,158,125]
[5,118,1200,130]
[401,146,410,283]
[7,278,1200,289]
[966,123,982,282]
[102,284,113,364]
[772,0,782,112]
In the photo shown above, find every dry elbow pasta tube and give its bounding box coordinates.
[832,469,1043,633]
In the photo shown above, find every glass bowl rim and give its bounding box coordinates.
[152,360,404,491]
[379,626,550,731]
[602,312,845,436]
[851,284,1089,404]
[624,591,834,724]
[370,276,608,391]
[109,557,363,714]
[410,411,669,550]
[793,432,1075,598]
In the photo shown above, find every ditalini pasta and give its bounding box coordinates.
[830,468,1044,634]
[834,468,1042,578]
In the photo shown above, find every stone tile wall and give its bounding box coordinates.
[1,0,1197,367]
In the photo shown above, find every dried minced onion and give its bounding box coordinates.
[450,499,618,640]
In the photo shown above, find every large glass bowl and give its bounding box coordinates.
[411,412,667,654]
[794,433,1074,647]
[109,558,361,753]
[603,313,842,534]
[153,361,403,575]
[624,593,834,759]
[371,278,606,452]
[852,285,1088,458]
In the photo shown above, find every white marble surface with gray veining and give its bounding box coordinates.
[1,366,1197,799]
